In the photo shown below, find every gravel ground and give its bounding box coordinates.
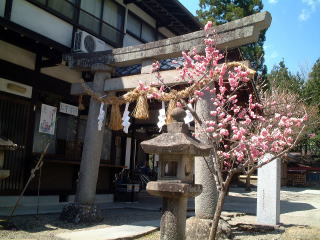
[136,224,320,240]
[0,209,161,240]
[1,188,319,240]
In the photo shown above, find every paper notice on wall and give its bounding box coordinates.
[39,104,57,135]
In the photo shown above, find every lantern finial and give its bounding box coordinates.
[170,107,186,123]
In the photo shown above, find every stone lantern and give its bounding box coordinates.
[0,137,18,180]
[141,108,211,240]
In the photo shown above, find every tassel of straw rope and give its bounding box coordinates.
[132,94,149,119]
[108,103,123,131]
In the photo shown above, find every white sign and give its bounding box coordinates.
[59,102,79,116]
[39,104,57,135]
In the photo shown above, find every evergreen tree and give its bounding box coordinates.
[196,0,267,75]
[303,58,320,106]
[267,60,303,95]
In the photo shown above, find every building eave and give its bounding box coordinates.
[133,0,202,35]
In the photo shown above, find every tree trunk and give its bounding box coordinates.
[208,190,227,240]
[245,174,251,191]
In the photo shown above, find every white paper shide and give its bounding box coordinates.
[97,103,106,131]
[184,103,194,125]
[122,103,131,133]
[157,101,166,132]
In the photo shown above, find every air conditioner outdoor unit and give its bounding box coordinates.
[73,31,110,53]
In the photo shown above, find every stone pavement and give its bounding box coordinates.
[55,220,160,240]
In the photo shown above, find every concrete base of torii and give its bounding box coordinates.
[60,72,111,223]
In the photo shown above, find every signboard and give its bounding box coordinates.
[59,102,79,116]
[39,104,57,135]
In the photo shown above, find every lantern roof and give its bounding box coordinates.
[141,108,211,156]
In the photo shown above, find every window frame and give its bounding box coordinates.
[126,10,157,43]
[26,0,125,48]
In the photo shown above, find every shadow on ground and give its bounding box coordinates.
[0,208,161,234]
[223,195,316,215]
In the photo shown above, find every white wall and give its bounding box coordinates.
[11,0,73,47]
[0,40,36,70]
[0,0,5,17]
[123,34,143,47]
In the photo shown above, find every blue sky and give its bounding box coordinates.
[179,0,320,76]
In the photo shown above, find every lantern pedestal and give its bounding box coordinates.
[147,181,202,240]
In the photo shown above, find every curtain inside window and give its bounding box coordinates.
[103,0,124,30]
[127,12,141,37]
[80,0,101,17]
[141,23,155,42]
[48,0,74,19]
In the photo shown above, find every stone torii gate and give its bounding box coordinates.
[62,12,271,223]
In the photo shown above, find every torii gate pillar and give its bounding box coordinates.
[195,83,218,219]
[61,70,112,223]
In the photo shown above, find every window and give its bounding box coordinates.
[79,0,125,46]
[127,11,156,43]
[80,0,101,17]
[101,0,125,44]
[142,23,155,42]
[31,91,81,160]
[48,0,75,19]
[31,91,115,163]
[32,0,76,20]
[29,0,125,47]
[103,0,124,30]
[79,0,102,34]
[127,12,141,37]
